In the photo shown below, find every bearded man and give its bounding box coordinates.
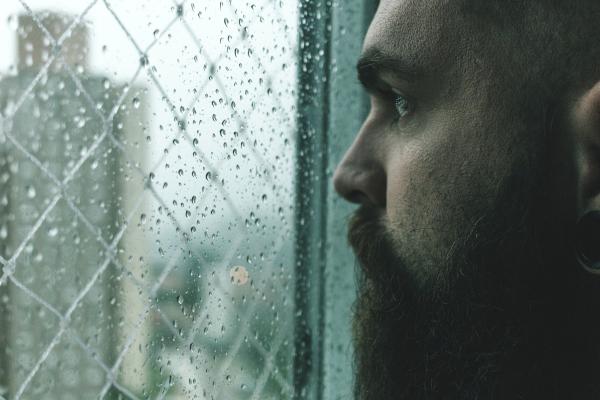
[333,0,600,398]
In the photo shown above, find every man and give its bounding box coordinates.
[333,0,600,398]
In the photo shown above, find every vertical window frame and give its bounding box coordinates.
[294,0,377,399]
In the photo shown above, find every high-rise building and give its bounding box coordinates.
[0,13,147,398]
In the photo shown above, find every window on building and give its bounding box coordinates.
[0,1,372,399]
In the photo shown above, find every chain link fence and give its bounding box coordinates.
[0,0,300,398]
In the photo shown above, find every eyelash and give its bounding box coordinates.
[382,88,412,124]
[369,84,414,124]
[393,93,411,120]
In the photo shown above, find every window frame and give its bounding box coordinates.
[294,1,377,398]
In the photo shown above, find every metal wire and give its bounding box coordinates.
[0,0,298,398]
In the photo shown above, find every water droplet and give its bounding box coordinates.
[0,225,7,240]
[178,169,184,176]
[153,29,160,38]
[132,97,140,109]
[102,78,110,90]
[177,295,183,305]
[26,186,36,199]
[48,227,58,237]
[205,171,212,181]
[140,213,147,224]
[191,195,197,204]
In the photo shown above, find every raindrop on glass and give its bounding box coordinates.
[26,185,36,199]
[7,15,18,31]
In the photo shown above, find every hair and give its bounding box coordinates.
[462,0,600,99]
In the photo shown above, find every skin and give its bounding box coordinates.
[336,0,545,285]
[333,0,600,398]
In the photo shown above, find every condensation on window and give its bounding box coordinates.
[0,0,298,399]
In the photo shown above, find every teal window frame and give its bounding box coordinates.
[294,1,377,398]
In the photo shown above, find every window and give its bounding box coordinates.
[0,1,372,399]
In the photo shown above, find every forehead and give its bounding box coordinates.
[363,0,469,76]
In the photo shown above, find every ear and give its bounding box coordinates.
[572,81,600,210]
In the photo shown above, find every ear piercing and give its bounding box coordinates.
[575,210,600,271]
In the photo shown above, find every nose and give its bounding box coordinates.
[333,130,386,208]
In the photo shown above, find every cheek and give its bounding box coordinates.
[385,141,427,224]
[384,130,503,261]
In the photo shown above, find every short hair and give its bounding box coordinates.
[462,0,600,97]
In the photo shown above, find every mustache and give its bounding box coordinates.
[347,206,396,283]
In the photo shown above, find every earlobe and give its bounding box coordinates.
[573,82,600,202]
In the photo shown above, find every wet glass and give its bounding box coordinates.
[0,1,299,398]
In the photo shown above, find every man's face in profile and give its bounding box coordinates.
[334,0,600,399]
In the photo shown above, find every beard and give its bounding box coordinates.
[349,161,600,399]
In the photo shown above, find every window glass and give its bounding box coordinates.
[0,1,298,398]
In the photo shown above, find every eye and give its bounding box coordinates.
[392,90,411,119]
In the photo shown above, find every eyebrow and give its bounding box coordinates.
[356,48,423,92]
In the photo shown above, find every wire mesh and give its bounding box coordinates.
[0,0,299,398]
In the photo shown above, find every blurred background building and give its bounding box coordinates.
[0,12,148,398]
